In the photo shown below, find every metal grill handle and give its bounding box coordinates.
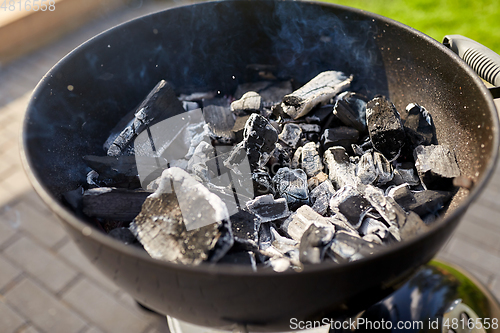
[443,34,500,98]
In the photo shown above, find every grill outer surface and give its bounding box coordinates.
[21,1,499,331]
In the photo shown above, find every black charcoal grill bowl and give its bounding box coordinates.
[21,1,499,331]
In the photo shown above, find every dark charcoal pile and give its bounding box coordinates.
[66,70,470,272]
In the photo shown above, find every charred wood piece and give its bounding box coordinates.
[203,104,236,142]
[259,81,293,106]
[366,96,405,161]
[329,231,380,262]
[230,210,261,250]
[281,205,335,241]
[414,144,460,190]
[299,224,335,264]
[301,142,323,177]
[403,103,437,149]
[281,71,353,119]
[278,123,303,148]
[321,127,360,151]
[82,187,151,221]
[106,80,185,156]
[399,211,429,240]
[272,167,309,208]
[323,147,357,190]
[246,194,290,223]
[243,113,279,170]
[309,179,336,216]
[329,186,371,229]
[332,92,368,133]
[231,91,262,116]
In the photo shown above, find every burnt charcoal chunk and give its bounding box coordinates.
[403,103,437,149]
[273,167,309,207]
[305,105,334,124]
[329,231,380,262]
[392,166,421,186]
[391,188,453,217]
[278,123,302,148]
[330,186,371,229]
[243,114,279,170]
[230,210,261,249]
[307,171,329,191]
[258,222,273,250]
[358,218,389,240]
[231,91,262,115]
[373,152,393,185]
[246,194,290,222]
[106,80,185,156]
[203,104,236,142]
[252,170,275,195]
[366,96,405,161]
[309,180,335,216]
[267,143,291,175]
[281,205,335,241]
[356,152,377,185]
[82,188,151,221]
[301,142,323,177]
[399,211,429,240]
[323,147,357,190]
[281,71,353,119]
[414,144,460,190]
[321,127,359,151]
[130,192,232,265]
[333,92,368,133]
[299,224,334,264]
[83,155,138,182]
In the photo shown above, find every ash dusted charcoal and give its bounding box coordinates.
[358,218,389,241]
[278,123,303,148]
[323,147,357,190]
[390,187,453,217]
[399,211,429,240]
[329,186,371,229]
[403,103,437,149]
[307,171,329,191]
[333,92,368,133]
[351,138,373,157]
[366,96,405,161]
[414,144,460,190]
[299,224,335,264]
[106,80,185,156]
[187,141,215,172]
[281,71,353,119]
[182,101,200,112]
[243,113,279,170]
[290,147,303,169]
[219,251,257,271]
[108,227,139,245]
[305,104,335,125]
[356,152,377,185]
[246,194,290,223]
[297,123,321,133]
[231,91,262,115]
[230,210,261,249]
[373,152,394,185]
[267,143,291,174]
[309,179,335,216]
[329,230,380,262]
[270,227,300,255]
[273,167,309,207]
[301,142,323,177]
[203,104,236,142]
[252,170,275,195]
[82,188,151,221]
[153,167,230,231]
[281,205,335,241]
[223,141,247,173]
[387,183,414,206]
[130,192,232,265]
[321,127,360,151]
[392,165,421,186]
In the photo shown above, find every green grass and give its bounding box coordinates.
[321,0,500,54]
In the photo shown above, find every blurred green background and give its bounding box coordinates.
[322,0,500,54]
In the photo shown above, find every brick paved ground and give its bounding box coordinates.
[0,1,499,332]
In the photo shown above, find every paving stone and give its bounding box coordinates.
[4,236,78,293]
[17,325,42,333]
[0,300,25,333]
[3,200,66,248]
[61,278,152,333]
[0,256,22,291]
[5,279,86,332]
[0,209,17,246]
[57,240,122,295]
[454,216,500,253]
[83,326,105,333]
